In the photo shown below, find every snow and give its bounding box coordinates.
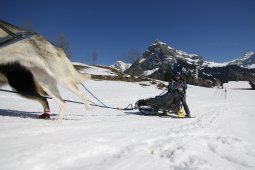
[152,40,167,46]
[73,62,118,76]
[228,51,255,69]
[139,58,146,64]
[202,61,229,68]
[224,81,251,89]
[110,61,131,72]
[76,64,117,76]
[248,64,255,69]
[176,50,198,58]
[143,68,159,76]
[1,80,255,170]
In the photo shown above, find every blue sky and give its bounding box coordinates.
[1,0,255,65]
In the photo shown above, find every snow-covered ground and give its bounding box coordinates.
[73,62,117,76]
[0,80,255,170]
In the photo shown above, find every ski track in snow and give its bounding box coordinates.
[0,81,255,170]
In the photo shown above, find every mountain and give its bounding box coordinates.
[125,40,255,87]
[228,51,255,69]
[110,61,131,72]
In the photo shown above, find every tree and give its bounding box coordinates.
[85,55,90,64]
[122,48,140,64]
[90,51,98,65]
[55,32,72,59]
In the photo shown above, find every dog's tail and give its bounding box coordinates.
[52,46,91,83]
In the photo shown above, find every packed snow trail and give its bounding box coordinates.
[0,80,255,170]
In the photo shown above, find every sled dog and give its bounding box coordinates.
[0,20,91,119]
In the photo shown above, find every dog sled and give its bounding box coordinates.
[136,88,183,115]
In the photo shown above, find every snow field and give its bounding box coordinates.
[0,81,255,170]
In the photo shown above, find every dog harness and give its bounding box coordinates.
[0,20,36,48]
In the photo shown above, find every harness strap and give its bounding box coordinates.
[0,23,36,48]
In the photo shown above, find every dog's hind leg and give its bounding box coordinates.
[0,63,51,118]
[39,82,65,120]
[33,81,51,119]
[43,87,65,120]
[31,68,65,120]
[65,80,92,111]
[28,95,51,119]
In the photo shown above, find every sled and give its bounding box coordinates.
[136,89,186,117]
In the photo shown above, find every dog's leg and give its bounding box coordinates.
[41,85,65,120]
[65,81,92,110]
[0,63,51,119]
[34,81,51,119]
[28,95,50,113]
[31,68,65,120]
[34,96,51,119]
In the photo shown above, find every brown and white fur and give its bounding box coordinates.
[0,33,91,120]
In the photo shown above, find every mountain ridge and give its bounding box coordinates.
[124,39,255,87]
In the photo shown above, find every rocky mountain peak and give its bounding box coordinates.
[125,40,255,87]
[142,40,204,66]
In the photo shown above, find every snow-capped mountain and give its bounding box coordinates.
[111,60,131,72]
[136,39,204,67]
[228,51,255,69]
[125,40,255,87]
[202,52,255,69]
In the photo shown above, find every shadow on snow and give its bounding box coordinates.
[0,109,56,119]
